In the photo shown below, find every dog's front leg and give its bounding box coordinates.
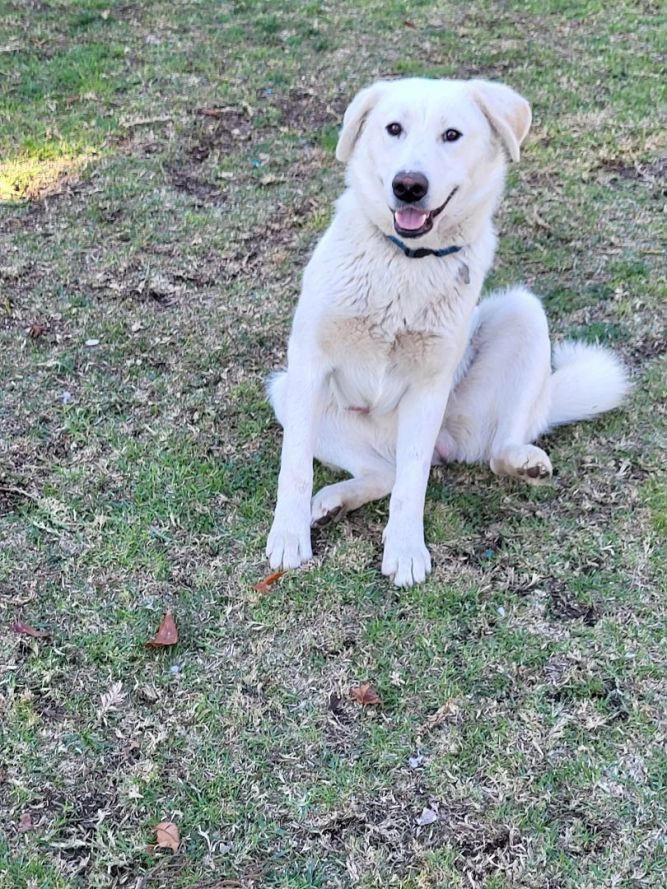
[266,353,326,570]
[382,381,452,587]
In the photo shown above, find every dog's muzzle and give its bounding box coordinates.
[392,186,459,239]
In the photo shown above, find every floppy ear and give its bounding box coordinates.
[336,81,389,163]
[470,80,531,162]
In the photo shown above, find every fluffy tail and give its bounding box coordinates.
[548,340,631,428]
[266,370,288,427]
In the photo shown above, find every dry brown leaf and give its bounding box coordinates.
[419,699,459,734]
[28,322,47,339]
[253,570,285,593]
[154,820,180,852]
[350,682,381,706]
[145,610,178,648]
[11,621,49,639]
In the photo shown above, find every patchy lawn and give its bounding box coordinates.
[0,1,665,887]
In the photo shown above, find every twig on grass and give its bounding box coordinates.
[0,485,40,502]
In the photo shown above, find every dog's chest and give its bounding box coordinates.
[307,237,478,413]
[318,311,449,414]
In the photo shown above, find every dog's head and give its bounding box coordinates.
[336,78,531,244]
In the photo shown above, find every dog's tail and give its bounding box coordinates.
[548,340,631,428]
[266,370,288,428]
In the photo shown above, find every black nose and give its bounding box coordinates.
[392,171,429,203]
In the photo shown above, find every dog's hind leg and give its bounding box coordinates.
[486,291,553,483]
[310,411,395,525]
[311,472,395,526]
[442,287,553,483]
[268,371,395,524]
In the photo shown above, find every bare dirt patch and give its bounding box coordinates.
[547,587,599,625]
[183,88,345,164]
[166,167,227,205]
[594,156,667,184]
[265,87,346,132]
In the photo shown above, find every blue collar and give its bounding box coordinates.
[386,234,462,259]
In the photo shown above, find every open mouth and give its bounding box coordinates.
[392,187,458,239]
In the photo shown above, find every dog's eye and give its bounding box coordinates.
[386,122,403,137]
[443,128,462,142]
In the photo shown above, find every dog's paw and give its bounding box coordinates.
[311,485,346,528]
[490,444,553,485]
[516,449,552,483]
[266,521,312,569]
[382,526,431,588]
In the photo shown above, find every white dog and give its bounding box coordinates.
[265,77,629,587]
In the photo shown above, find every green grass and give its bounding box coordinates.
[1,0,665,887]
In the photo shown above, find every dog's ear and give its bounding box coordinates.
[336,82,389,163]
[470,81,531,162]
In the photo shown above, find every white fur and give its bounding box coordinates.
[549,340,631,426]
[265,77,629,587]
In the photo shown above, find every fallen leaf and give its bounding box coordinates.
[18,812,32,832]
[10,621,48,639]
[154,821,180,852]
[350,682,381,706]
[253,570,285,593]
[136,683,160,703]
[28,322,47,339]
[97,681,126,722]
[404,19,416,28]
[145,610,178,648]
[419,699,458,734]
[416,806,439,826]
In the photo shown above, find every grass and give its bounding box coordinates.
[1,0,665,887]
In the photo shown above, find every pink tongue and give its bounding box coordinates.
[395,207,428,230]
